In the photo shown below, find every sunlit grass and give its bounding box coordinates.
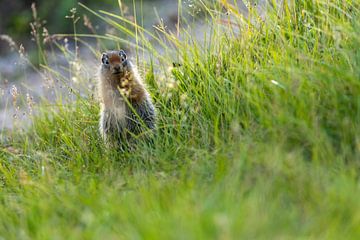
[1,0,360,239]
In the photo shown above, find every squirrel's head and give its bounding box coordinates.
[101,50,128,76]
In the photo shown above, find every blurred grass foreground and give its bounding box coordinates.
[1,0,360,239]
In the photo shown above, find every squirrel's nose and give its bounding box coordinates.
[113,65,121,71]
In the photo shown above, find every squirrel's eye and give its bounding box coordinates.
[102,57,109,65]
[101,53,109,65]
[119,50,126,61]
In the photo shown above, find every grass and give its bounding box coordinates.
[1,0,360,239]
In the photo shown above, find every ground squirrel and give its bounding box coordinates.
[98,50,156,147]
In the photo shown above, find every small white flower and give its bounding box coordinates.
[271,80,285,89]
[10,85,18,99]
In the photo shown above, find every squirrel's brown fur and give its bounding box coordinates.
[98,50,156,147]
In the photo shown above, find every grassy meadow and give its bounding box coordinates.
[1,0,360,239]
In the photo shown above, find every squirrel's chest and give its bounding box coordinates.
[101,88,127,120]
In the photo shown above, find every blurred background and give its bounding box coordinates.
[0,0,183,54]
[0,0,188,130]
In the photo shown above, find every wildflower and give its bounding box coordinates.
[0,35,17,51]
[83,15,94,31]
[18,44,25,59]
[26,93,35,115]
[31,3,37,20]
[18,44,27,65]
[64,38,69,50]
[42,27,51,44]
[30,22,37,41]
[66,8,77,19]
[10,85,18,101]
